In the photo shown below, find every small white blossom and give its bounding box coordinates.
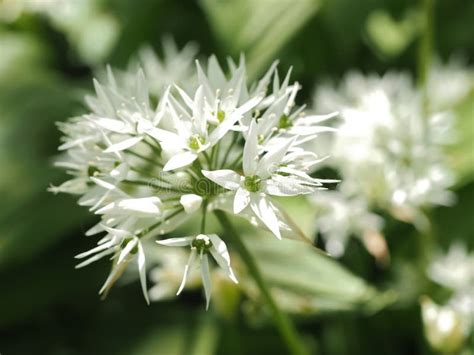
[75,222,150,304]
[423,243,474,347]
[310,191,384,258]
[157,234,238,309]
[428,243,474,291]
[203,120,333,239]
[427,57,474,111]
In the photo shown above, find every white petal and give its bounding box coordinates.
[233,187,250,214]
[202,170,241,190]
[208,234,238,284]
[250,194,281,239]
[243,120,259,175]
[90,177,117,190]
[175,85,195,110]
[94,117,128,133]
[298,112,338,125]
[256,136,295,179]
[96,197,162,216]
[85,221,106,236]
[75,248,115,269]
[118,197,161,215]
[177,248,197,295]
[180,194,203,214]
[118,237,138,264]
[208,55,227,88]
[137,242,150,305]
[192,86,206,133]
[98,258,130,295]
[138,120,182,146]
[264,177,314,196]
[75,239,116,259]
[163,151,198,171]
[157,236,195,247]
[209,95,261,144]
[101,224,130,238]
[200,253,212,310]
[104,136,144,153]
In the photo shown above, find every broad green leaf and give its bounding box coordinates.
[200,0,320,78]
[243,234,395,315]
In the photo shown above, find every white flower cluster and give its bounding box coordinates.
[310,69,462,256]
[422,243,474,352]
[428,243,474,324]
[51,49,336,306]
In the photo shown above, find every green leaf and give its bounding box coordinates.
[200,0,320,78]
[243,235,395,315]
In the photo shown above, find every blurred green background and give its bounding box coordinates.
[0,0,473,354]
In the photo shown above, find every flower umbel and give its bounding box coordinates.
[51,52,336,307]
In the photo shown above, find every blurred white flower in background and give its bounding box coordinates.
[428,243,474,291]
[428,243,474,324]
[421,297,470,354]
[147,245,202,301]
[127,38,199,97]
[313,71,456,230]
[309,191,386,261]
[422,243,474,353]
[428,57,474,111]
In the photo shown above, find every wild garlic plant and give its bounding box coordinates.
[50,53,337,314]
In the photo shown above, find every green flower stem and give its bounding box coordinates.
[214,210,309,355]
[417,0,437,270]
[417,0,435,113]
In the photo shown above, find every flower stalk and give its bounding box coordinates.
[214,210,309,355]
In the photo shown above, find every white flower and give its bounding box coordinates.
[428,57,474,111]
[75,223,150,304]
[157,234,238,309]
[428,243,474,292]
[423,243,474,349]
[203,120,331,239]
[421,297,469,353]
[156,60,263,171]
[134,38,198,97]
[310,191,384,258]
[147,245,201,301]
[313,71,456,227]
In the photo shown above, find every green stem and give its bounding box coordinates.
[417,0,435,114]
[221,131,239,168]
[201,200,208,233]
[214,211,308,355]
